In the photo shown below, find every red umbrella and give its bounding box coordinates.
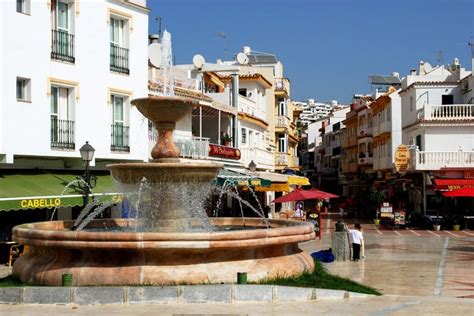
[272,188,338,203]
[443,187,474,197]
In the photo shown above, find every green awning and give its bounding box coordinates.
[215,169,272,187]
[0,170,118,211]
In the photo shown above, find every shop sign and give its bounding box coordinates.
[380,203,393,218]
[209,144,241,160]
[20,198,61,209]
[394,144,410,175]
[394,211,406,225]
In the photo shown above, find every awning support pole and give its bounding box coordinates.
[423,171,427,216]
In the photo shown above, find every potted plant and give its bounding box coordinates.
[221,132,232,146]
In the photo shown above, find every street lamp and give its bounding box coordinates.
[248,160,257,172]
[79,141,95,206]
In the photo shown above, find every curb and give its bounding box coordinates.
[0,285,375,305]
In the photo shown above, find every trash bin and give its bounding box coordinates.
[237,272,247,284]
[335,221,345,232]
[62,273,73,286]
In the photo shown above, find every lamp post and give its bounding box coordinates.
[79,141,95,206]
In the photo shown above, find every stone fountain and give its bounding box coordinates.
[12,96,315,286]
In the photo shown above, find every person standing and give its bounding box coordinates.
[348,223,364,262]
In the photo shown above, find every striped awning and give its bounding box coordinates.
[0,171,117,211]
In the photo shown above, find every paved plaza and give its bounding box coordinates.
[2,215,474,314]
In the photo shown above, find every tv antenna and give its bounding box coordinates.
[217,32,227,58]
[437,50,444,65]
[155,16,162,36]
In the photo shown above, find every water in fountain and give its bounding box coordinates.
[109,173,214,232]
[50,178,92,220]
[75,201,116,231]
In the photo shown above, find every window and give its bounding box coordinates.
[110,16,129,74]
[238,88,247,97]
[410,96,414,112]
[278,134,287,153]
[278,99,287,116]
[441,95,454,105]
[248,130,254,147]
[50,86,75,149]
[386,107,391,121]
[51,0,75,63]
[241,128,247,145]
[111,94,130,152]
[416,135,422,151]
[16,0,30,14]
[16,77,31,101]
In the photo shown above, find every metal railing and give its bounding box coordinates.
[418,104,474,121]
[275,152,289,165]
[111,124,130,152]
[276,115,291,128]
[275,77,290,94]
[110,43,129,74]
[51,29,75,63]
[51,117,75,150]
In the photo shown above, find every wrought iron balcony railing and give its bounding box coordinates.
[111,124,130,152]
[51,29,75,63]
[51,116,75,150]
[110,43,129,75]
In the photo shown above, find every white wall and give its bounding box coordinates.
[0,0,149,166]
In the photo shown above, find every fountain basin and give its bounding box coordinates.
[12,218,315,286]
[108,162,223,184]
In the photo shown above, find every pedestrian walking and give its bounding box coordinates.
[348,223,364,262]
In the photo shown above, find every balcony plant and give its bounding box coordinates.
[221,132,233,146]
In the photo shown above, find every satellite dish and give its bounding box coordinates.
[424,62,432,73]
[193,54,205,69]
[236,52,249,65]
[148,43,162,67]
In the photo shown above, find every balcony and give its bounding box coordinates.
[51,117,75,150]
[275,116,291,130]
[240,147,274,170]
[111,124,130,152]
[275,78,290,96]
[51,29,75,63]
[418,104,474,122]
[149,130,209,159]
[238,95,266,122]
[358,152,373,165]
[275,152,289,166]
[289,155,300,168]
[411,149,474,171]
[110,43,129,75]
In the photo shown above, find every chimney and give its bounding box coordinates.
[410,68,417,76]
[149,34,159,44]
[243,46,251,54]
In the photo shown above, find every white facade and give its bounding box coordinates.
[0,0,149,168]
[295,99,344,126]
[400,59,473,171]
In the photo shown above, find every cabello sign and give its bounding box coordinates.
[394,144,410,175]
[209,144,241,160]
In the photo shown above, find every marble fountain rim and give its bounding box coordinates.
[12,218,315,250]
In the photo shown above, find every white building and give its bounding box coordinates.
[1,0,149,167]
[400,59,473,176]
[296,99,345,126]
[0,0,149,214]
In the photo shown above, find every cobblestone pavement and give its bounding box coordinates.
[300,213,474,299]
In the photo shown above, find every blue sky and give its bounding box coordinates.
[148,0,474,103]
